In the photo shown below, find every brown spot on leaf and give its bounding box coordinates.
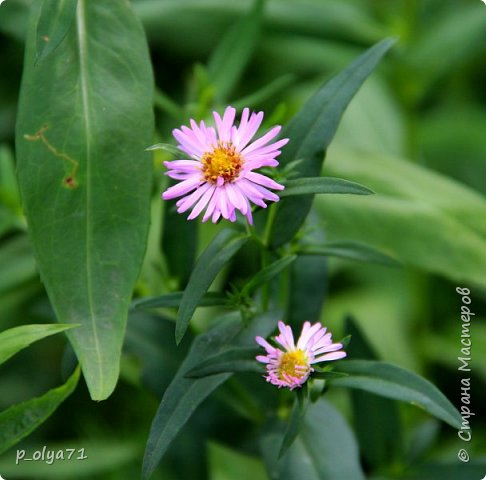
[63,176,78,189]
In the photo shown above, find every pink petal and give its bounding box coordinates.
[214,106,236,143]
[313,351,347,362]
[237,111,264,150]
[162,177,201,200]
[187,185,215,220]
[164,160,202,172]
[246,171,284,191]
[177,182,211,213]
[241,126,281,155]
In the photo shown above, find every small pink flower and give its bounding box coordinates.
[162,106,288,224]
[256,321,346,390]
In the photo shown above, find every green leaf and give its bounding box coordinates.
[286,254,328,326]
[330,360,462,429]
[299,241,400,266]
[279,177,373,197]
[278,387,308,459]
[0,236,37,295]
[233,74,295,111]
[0,323,77,366]
[142,314,240,480]
[261,398,365,480]
[36,0,78,63]
[318,146,486,287]
[142,310,280,479]
[0,145,21,216]
[145,142,182,156]
[408,4,486,98]
[185,347,261,378]
[133,291,228,310]
[0,367,80,455]
[162,193,198,287]
[15,0,154,400]
[208,442,268,480]
[344,317,403,469]
[176,229,249,344]
[311,370,348,380]
[240,255,297,297]
[270,38,395,247]
[207,0,264,101]
[285,214,328,326]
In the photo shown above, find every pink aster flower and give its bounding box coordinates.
[161,106,288,224]
[255,321,346,390]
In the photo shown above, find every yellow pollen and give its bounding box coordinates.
[278,350,309,381]
[201,142,243,184]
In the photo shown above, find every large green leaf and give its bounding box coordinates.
[0,367,80,455]
[176,229,249,344]
[36,0,78,63]
[15,0,154,400]
[0,323,76,366]
[330,360,462,429]
[318,146,486,287]
[261,398,365,480]
[269,38,395,247]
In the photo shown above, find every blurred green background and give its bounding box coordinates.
[0,0,485,478]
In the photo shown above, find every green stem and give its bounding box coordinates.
[260,203,278,310]
[263,202,277,247]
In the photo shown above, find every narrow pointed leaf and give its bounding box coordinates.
[299,241,400,266]
[344,317,403,469]
[146,142,182,156]
[270,38,395,247]
[318,146,486,287]
[185,347,261,378]
[278,388,309,459]
[279,177,373,197]
[142,314,240,480]
[16,0,154,400]
[0,367,80,455]
[143,310,280,479]
[241,255,297,297]
[0,324,77,366]
[36,0,78,63]
[207,0,264,100]
[261,398,365,480]
[133,291,228,310]
[162,197,198,288]
[233,74,295,110]
[330,360,462,429]
[176,229,249,344]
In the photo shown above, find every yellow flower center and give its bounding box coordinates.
[201,142,243,184]
[278,350,309,381]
